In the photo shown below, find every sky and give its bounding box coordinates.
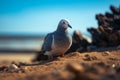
[0,0,119,35]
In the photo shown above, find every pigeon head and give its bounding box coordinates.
[57,19,72,32]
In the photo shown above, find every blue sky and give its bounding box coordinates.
[0,0,119,35]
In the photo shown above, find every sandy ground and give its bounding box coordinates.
[0,53,35,63]
[0,49,120,80]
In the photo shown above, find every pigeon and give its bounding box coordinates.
[41,19,72,59]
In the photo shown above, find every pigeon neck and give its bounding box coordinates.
[56,26,68,34]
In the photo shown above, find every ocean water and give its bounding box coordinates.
[0,38,44,52]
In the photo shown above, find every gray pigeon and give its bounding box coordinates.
[41,19,72,59]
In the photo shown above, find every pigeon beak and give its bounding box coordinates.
[68,24,72,28]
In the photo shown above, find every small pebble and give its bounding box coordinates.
[112,64,115,68]
[105,51,110,54]
[8,64,18,72]
[102,51,110,56]
[83,54,91,61]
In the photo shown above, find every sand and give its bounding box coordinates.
[0,49,120,80]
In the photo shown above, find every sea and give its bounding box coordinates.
[0,33,45,53]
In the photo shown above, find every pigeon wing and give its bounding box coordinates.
[41,33,53,51]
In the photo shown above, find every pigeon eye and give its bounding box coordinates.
[63,22,65,24]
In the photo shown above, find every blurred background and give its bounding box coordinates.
[0,0,119,54]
